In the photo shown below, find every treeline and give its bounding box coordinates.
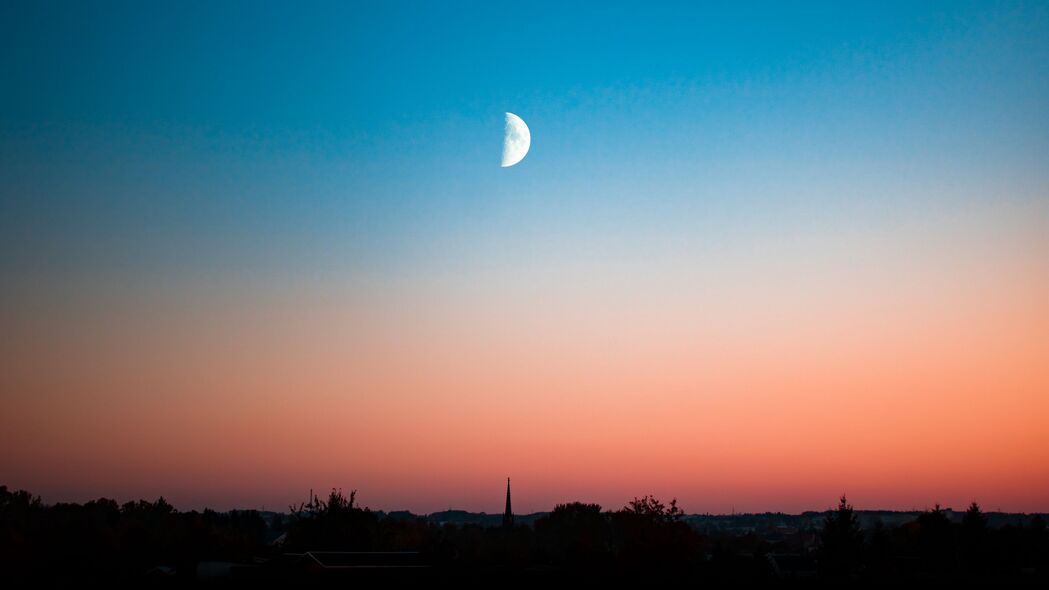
[2,485,1047,583]
[817,496,1047,582]
[0,485,269,583]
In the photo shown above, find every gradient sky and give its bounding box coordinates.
[2,1,1048,514]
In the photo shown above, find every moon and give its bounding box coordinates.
[501,112,530,167]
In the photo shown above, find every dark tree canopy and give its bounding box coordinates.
[817,495,863,578]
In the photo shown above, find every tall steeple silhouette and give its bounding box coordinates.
[502,477,513,528]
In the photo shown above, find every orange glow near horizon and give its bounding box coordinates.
[1,198,1047,514]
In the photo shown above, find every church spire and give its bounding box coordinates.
[502,477,513,528]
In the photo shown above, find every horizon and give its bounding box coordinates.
[2,1,1048,515]
[8,480,1040,516]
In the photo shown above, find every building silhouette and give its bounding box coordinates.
[502,477,513,528]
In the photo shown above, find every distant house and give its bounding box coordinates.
[235,551,431,581]
[766,553,817,579]
[302,551,429,570]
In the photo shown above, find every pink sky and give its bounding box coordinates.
[2,198,1047,513]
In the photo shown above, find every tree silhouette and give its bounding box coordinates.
[963,502,987,530]
[916,504,954,572]
[534,502,610,566]
[623,495,684,522]
[284,488,378,551]
[611,495,695,569]
[818,495,863,578]
[961,501,989,574]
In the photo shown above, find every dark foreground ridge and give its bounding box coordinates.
[2,485,1046,585]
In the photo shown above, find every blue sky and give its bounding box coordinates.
[3,0,1046,287]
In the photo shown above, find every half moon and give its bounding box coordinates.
[501,112,531,167]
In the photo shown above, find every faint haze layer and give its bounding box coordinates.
[1,1,1047,512]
